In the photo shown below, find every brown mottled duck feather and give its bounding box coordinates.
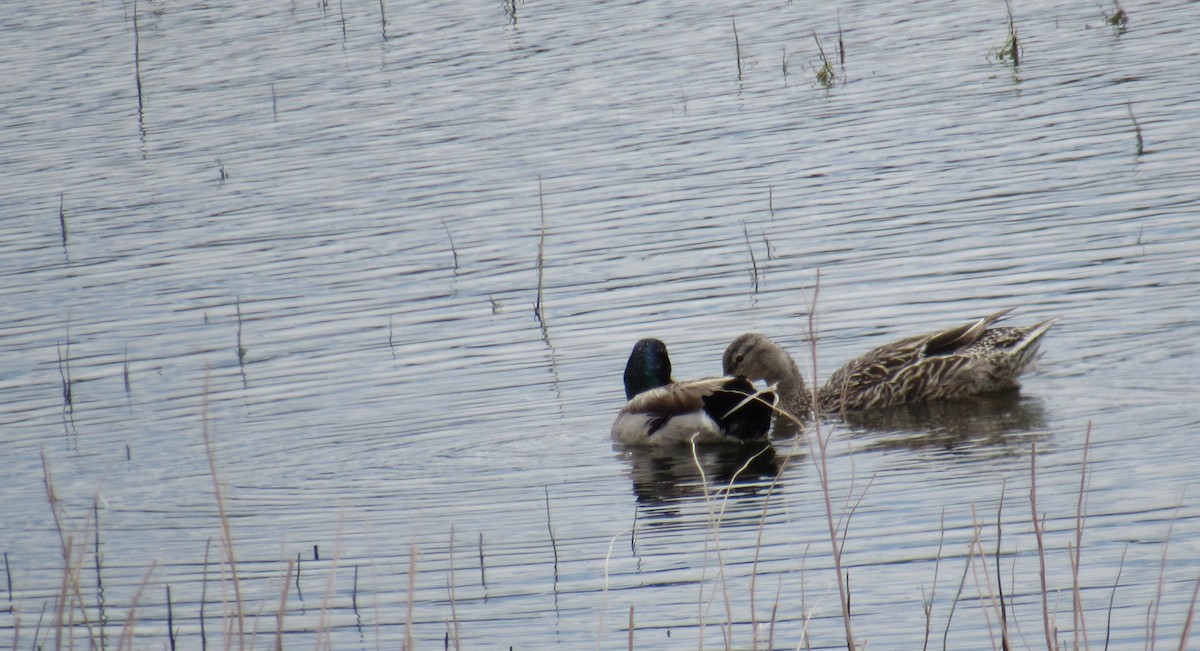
[724,309,1058,419]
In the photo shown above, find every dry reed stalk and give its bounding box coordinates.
[294,552,304,601]
[1179,574,1200,651]
[1030,441,1054,651]
[742,221,759,293]
[478,532,487,593]
[442,218,459,273]
[4,551,12,605]
[966,504,1000,651]
[200,538,211,650]
[837,11,845,67]
[534,178,547,324]
[274,559,294,651]
[404,541,417,651]
[54,536,73,651]
[690,436,774,649]
[688,438,720,649]
[202,372,245,649]
[315,512,346,651]
[42,452,100,646]
[246,582,274,651]
[1103,544,1127,651]
[58,192,68,248]
[943,510,979,649]
[544,487,559,586]
[166,585,175,650]
[1071,424,1094,650]
[56,341,72,410]
[33,600,51,650]
[799,543,814,651]
[123,345,131,394]
[922,507,947,651]
[802,273,857,649]
[357,515,385,651]
[10,605,21,650]
[1127,103,1144,157]
[1149,493,1186,648]
[837,472,875,563]
[995,481,1011,651]
[93,496,109,647]
[447,525,461,650]
[114,561,157,651]
[235,297,246,367]
[733,18,742,79]
[598,527,629,649]
[388,313,396,359]
[767,576,781,650]
[627,604,634,651]
[378,0,387,40]
[133,0,144,119]
[69,527,93,650]
[749,436,803,650]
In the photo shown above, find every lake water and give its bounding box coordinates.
[2,0,1199,648]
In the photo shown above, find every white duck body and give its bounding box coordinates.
[611,376,776,446]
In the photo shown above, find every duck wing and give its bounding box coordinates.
[821,309,1019,411]
[615,377,776,444]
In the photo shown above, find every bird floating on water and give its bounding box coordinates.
[723,308,1058,420]
[612,338,777,446]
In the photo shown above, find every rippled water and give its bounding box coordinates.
[3,0,1199,648]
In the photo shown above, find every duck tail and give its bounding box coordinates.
[925,308,1015,357]
[705,379,777,441]
[1006,317,1059,372]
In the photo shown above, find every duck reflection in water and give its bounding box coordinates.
[617,439,791,506]
[841,391,1049,456]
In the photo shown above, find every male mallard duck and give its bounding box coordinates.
[723,309,1058,418]
[612,338,777,446]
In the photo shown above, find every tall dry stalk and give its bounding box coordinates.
[1072,424,1093,650]
[41,451,100,647]
[404,542,417,651]
[749,434,804,650]
[58,192,68,248]
[534,178,547,324]
[687,434,777,649]
[315,512,346,651]
[996,481,1011,651]
[133,0,144,120]
[802,275,857,650]
[1030,441,1054,651]
[275,559,294,651]
[447,525,461,650]
[114,562,157,651]
[922,508,947,651]
[966,504,1000,650]
[733,18,742,79]
[202,372,245,649]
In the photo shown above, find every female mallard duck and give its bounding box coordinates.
[612,338,778,446]
[722,309,1058,418]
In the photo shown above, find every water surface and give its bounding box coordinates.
[2,0,1199,648]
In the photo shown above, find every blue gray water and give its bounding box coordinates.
[2,0,1198,648]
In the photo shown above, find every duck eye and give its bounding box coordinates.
[735,354,745,365]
